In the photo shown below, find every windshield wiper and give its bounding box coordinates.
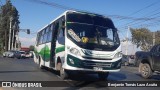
[95,28,102,44]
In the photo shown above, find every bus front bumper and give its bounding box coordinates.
[64,54,122,72]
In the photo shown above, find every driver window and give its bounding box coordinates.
[57,20,65,45]
[58,29,64,37]
[107,29,113,41]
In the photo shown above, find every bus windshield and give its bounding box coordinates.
[67,12,120,51]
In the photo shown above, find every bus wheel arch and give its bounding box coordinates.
[56,56,68,79]
[38,56,44,69]
[56,57,62,71]
[38,56,41,65]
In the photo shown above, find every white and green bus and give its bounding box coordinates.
[34,10,122,80]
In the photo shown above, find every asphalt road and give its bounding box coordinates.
[0,56,159,90]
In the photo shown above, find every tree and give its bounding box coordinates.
[130,28,153,51]
[0,5,3,53]
[29,45,34,51]
[155,31,160,45]
[0,0,20,51]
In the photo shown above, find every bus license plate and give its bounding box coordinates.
[93,67,103,71]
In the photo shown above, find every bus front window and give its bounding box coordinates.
[67,12,120,51]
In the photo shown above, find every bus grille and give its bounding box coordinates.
[82,56,112,60]
[83,62,112,68]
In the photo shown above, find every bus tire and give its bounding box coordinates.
[60,63,68,80]
[98,72,109,80]
[38,56,44,69]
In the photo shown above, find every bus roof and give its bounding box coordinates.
[37,10,112,33]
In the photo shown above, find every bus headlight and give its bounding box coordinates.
[69,48,81,56]
[114,52,122,59]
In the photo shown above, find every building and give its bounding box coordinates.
[121,40,140,55]
[20,47,30,52]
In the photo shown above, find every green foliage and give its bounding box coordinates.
[130,28,153,51]
[0,0,20,51]
[155,31,160,45]
[29,45,35,51]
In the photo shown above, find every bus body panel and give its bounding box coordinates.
[55,41,65,70]
[34,10,122,74]
[34,42,51,68]
[63,39,121,72]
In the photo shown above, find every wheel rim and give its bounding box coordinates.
[141,65,149,76]
[60,68,64,76]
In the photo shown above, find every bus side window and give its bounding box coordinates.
[51,22,59,46]
[62,21,65,36]
[55,22,59,38]
[42,29,47,43]
[46,25,52,42]
[57,20,65,45]
[36,33,40,45]
[47,30,52,42]
[39,31,43,44]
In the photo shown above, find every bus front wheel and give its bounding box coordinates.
[98,72,109,80]
[60,63,68,80]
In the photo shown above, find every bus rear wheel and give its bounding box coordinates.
[38,56,44,69]
[98,72,109,80]
[60,63,68,80]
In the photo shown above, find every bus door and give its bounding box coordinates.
[50,17,65,68]
[42,28,50,66]
[50,22,59,67]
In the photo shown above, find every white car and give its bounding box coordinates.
[3,51,9,57]
[19,51,26,58]
[25,52,31,58]
[128,55,136,65]
[3,51,15,58]
[122,55,129,66]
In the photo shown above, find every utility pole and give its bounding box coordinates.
[11,22,17,50]
[125,26,129,56]
[14,27,19,50]
[8,17,13,51]
[153,32,155,46]
[131,44,135,55]
[11,24,14,50]
[14,32,17,50]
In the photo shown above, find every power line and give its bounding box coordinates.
[116,0,160,30]
[122,10,160,26]
[109,14,160,21]
[25,0,160,33]
[117,0,160,21]
[27,0,79,11]
[127,0,160,16]
[118,8,160,31]
[0,0,3,6]
[136,20,160,28]
[27,0,160,22]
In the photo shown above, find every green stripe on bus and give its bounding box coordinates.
[37,45,51,62]
[55,46,65,54]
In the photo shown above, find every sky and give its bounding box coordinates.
[1,0,160,50]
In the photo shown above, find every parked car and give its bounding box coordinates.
[135,44,160,79]
[3,50,17,58]
[122,55,136,66]
[3,51,10,57]
[29,51,34,58]
[25,52,31,58]
[122,55,129,66]
[128,55,136,65]
[15,51,26,59]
